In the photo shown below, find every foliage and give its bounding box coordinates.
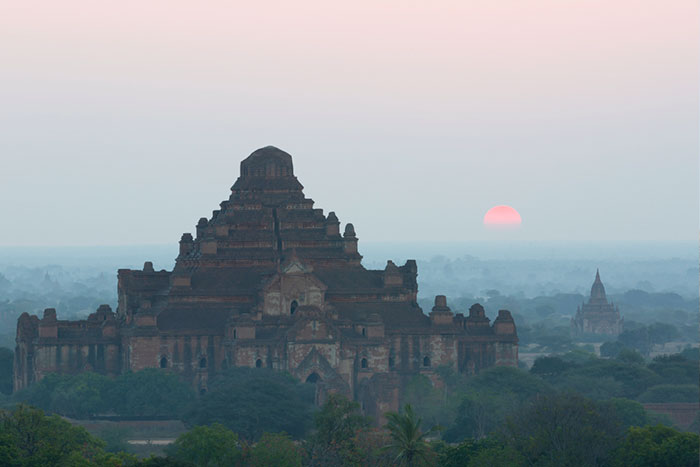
[600,398,650,429]
[434,438,524,467]
[109,369,195,418]
[99,426,132,453]
[14,372,110,418]
[0,404,135,466]
[383,404,438,466]
[342,428,394,467]
[443,366,553,442]
[248,432,303,467]
[443,390,516,441]
[166,423,241,467]
[616,348,645,365]
[183,367,314,441]
[637,384,700,403]
[530,356,576,378]
[0,347,12,395]
[647,354,699,386]
[401,374,454,430]
[502,393,625,467]
[680,346,699,361]
[611,425,700,467]
[553,358,660,400]
[13,369,195,419]
[305,393,371,465]
[600,340,627,358]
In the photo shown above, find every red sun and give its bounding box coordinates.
[483,205,522,228]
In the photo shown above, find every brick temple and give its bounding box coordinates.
[571,269,623,335]
[14,146,518,418]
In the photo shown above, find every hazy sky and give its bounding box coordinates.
[1,1,697,246]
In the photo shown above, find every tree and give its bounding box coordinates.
[401,374,449,429]
[305,393,371,465]
[637,384,699,403]
[600,341,627,358]
[530,356,576,378]
[0,404,133,466]
[13,369,195,419]
[611,425,699,467]
[503,393,624,466]
[443,366,552,442]
[183,367,314,441]
[248,432,304,467]
[648,354,699,386]
[166,423,242,467]
[109,369,195,418]
[600,398,650,429]
[434,438,524,467]
[647,323,680,346]
[618,328,651,356]
[555,359,660,400]
[384,404,438,466]
[0,348,13,395]
[616,348,645,365]
[443,391,514,441]
[13,372,110,418]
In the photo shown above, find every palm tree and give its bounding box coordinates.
[384,404,438,466]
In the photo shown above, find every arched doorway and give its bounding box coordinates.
[305,372,321,384]
[305,372,323,405]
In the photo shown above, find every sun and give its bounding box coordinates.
[483,205,522,228]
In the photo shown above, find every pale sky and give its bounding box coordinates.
[0,1,697,246]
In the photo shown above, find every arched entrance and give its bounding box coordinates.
[305,372,321,384]
[305,372,323,405]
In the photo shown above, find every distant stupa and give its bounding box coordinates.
[571,269,623,335]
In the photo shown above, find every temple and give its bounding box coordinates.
[14,146,518,418]
[571,269,623,335]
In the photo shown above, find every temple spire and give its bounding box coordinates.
[589,269,607,304]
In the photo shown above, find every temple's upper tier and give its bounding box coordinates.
[231,146,303,193]
[241,146,294,177]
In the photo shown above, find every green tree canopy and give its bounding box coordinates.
[0,404,132,466]
[502,393,625,467]
[0,348,13,395]
[637,384,700,403]
[166,423,241,467]
[647,354,699,386]
[443,366,553,442]
[108,369,195,418]
[611,425,699,467]
[248,432,304,467]
[305,393,371,465]
[384,404,437,467]
[13,369,195,419]
[182,367,314,441]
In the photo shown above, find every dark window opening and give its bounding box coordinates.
[361,328,366,336]
[233,329,237,339]
[290,300,298,315]
[423,356,431,367]
[255,359,262,368]
[361,358,368,369]
[199,357,207,368]
[160,356,167,369]
[306,372,321,383]
[389,357,395,368]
